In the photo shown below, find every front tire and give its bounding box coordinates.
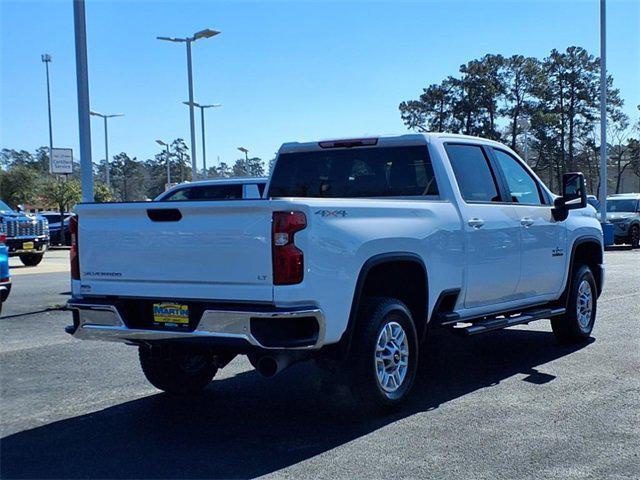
[629,224,639,249]
[347,297,419,412]
[19,253,44,267]
[552,265,597,344]
[139,345,218,394]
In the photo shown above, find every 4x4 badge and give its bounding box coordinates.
[315,210,347,218]
[552,247,564,257]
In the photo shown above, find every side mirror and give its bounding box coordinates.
[562,172,587,208]
[552,172,587,221]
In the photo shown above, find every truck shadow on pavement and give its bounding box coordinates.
[1,328,592,479]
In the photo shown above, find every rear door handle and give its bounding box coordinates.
[520,217,535,227]
[468,218,485,229]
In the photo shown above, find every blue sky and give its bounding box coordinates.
[1,0,639,171]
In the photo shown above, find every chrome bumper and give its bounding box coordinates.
[67,302,326,350]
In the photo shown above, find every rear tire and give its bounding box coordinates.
[19,253,44,267]
[346,297,419,413]
[630,224,639,249]
[552,265,597,344]
[139,345,218,394]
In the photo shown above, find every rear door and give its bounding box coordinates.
[75,201,274,302]
[490,148,566,297]
[445,143,521,308]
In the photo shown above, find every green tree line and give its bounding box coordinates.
[399,46,639,194]
[0,138,267,209]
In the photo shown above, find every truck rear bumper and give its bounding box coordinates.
[66,300,326,350]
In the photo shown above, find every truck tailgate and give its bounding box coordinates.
[74,201,273,302]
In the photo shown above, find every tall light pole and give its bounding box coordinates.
[41,54,54,170]
[183,101,221,178]
[238,146,249,161]
[73,0,93,202]
[90,111,124,190]
[599,0,608,224]
[156,140,171,187]
[157,28,220,181]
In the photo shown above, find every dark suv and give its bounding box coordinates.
[607,193,640,248]
[41,212,74,246]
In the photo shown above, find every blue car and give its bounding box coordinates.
[0,232,10,315]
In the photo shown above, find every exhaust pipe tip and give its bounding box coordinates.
[257,356,279,378]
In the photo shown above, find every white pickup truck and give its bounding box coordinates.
[67,133,603,411]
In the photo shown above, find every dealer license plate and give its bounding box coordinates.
[152,303,189,327]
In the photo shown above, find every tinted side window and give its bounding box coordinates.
[445,144,500,202]
[493,149,543,205]
[269,146,438,198]
[163,184,243,201]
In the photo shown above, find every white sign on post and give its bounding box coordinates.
[50,148,74,174]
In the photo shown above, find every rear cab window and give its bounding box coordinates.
[268,146,438,198]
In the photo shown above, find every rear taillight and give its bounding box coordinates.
[0,233,6,245]
[70,216,80,280]
[272,211,306,285]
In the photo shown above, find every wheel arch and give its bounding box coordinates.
[561,236,604,305]
[337,252,429,357]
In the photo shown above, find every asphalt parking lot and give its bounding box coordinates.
[1,248,639,479]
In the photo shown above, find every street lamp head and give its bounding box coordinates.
[193,28,220,41]
[91,111,124,119]
[156,140,168,147]
[184,101,221,109]
[157,36,186,43]
[238,147,249,154]
[41,53,52,63]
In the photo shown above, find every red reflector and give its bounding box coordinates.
[69,216,80,281]
[318,137,378,149]
[0,233,5,244]
[272,211,306,285]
